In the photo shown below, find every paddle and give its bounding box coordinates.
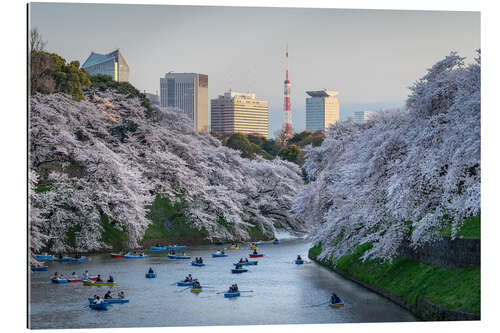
[239,290,254,293]
[302,300,330,308]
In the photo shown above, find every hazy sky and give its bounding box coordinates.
[30,3,480,136]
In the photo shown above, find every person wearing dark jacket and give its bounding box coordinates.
[330,293,342,304]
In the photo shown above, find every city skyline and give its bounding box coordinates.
[30,3,479,136]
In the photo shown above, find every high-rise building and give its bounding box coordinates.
[82,49,130,82]
[211,91,269,138]
[353,111,373,124]
[305,90,340,131]
[160,73,209,132]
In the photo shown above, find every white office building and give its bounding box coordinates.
[160,72,209,132]
[353,111,373,124]
[306,90,340,131]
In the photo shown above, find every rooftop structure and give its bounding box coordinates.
[82,49,130,82]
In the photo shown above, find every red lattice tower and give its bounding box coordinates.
[282,44,293,140]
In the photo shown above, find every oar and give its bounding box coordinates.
[177,286,191,292]
[239,290,254,293]
[302,300,329,308]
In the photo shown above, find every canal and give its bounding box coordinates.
[29,236,415,329]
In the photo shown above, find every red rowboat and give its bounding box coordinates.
[110,253,125,258]
[68,276,98,283]
[249,254,264,258]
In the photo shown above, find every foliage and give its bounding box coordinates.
[294,51,480,261]
[439,215,480,238]
[28,88,306,257]
[278,145,301,164]
[30,51,90,100]
[89,74,153,115]
[223,133,272,160]
[333,243,480,314]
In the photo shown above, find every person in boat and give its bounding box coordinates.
[107,276,114,283]
[93,296,103,304]
[239,258,244,263]
[330,293,342,304]
[234,284,239,292]
[148,267,154,274]
[221,250,225,254]
[59,273,64,279]
[274,238,279,242]
[184,274,193,282]
[75,254,81,259]
[253,249,258,255]
[58,254,63,259]
[235,263,243,269]
[83,270,89,280]
[118,291,125,299]
[156,243,161,247]
[96,274,103,282]
[297,255,302,260]
[52,272,59,279]
[215,250,221,255]
[71,272,78,280]
[104,290,112,299]
[228,285,234,293]
[141,252,145,256]
[199,257,203,264]
[192,280,201,288]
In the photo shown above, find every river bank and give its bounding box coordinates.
[308,243,480,321]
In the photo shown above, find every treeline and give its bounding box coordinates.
[213,130,325,165]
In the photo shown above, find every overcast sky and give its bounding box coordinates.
[30,3,480,136]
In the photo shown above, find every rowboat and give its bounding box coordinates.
[231,268,248,274]
[150,246,167,251]
[191,262,205,267]
[249,246,258,250]
[329,302,345,308]
[145,273,156,278]
[51,278,68,284]
[295,259,304,265]
[255,241,264,245]
[233,261,257,266]
[167,255,191,260]
[167,245,187,250]
[34,254,52,260]
[215,241,224,245]
[124,254,148,259]
[110,253,125,258]
[83,280,117,286]
[224,292,241,298]
[273,240,280,245]
[49,256,86,262]
[191,288,203,293]
[229,247,239,250]
[30,266,48,271]
[89,302,109,310]
[249,254,263,258]
[177,281,194,286]
[212,253,228,258]
[68,276,97,283]
[88,298,129,304]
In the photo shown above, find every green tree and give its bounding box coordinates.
[278,145,301,164]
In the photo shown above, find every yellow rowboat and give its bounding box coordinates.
[250,246,258,250]
[191,288,203,293]
[83,281,117,286]
[329,303,344,308]
[229,247,239,250]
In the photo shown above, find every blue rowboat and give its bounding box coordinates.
[124,255,148,259]
[273,241,280,245]
[295,259,304,265]
[231,268,248,274]
[215,241,224,245]
[70,257,86,262]
[167,255,191,260]
[51,278,68,284]
[145,273,156,278]
[233,261,257,266]
[212,253,228,258]
[49,257,72,262]
[150,246,167,251]
[89,302,109,310]
[88,298,129,304]
[191,262,205,267]
[34,254,52,260]
[167,245,187,250]
[224,292,241,298]
[30,266,48,271]
[255,241,264,245]
[177,281,194,286]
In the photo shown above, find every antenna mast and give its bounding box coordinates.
[282,44,293,141]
